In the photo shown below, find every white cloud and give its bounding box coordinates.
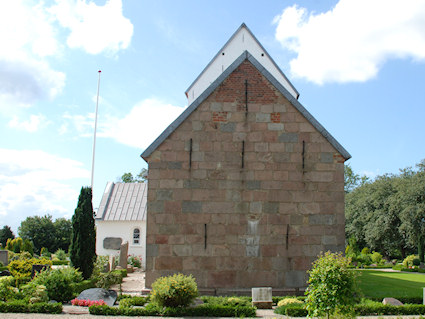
[0,1,65,109]
[50,0,133,55]
[0,149,90,232]
[99,98,184,150]
[274,0,425,84]
[8,115,49,132]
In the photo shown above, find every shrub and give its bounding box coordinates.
[40,247,51,258]
[72,279,96,295]
[31,266,83,302]
[361,247,370,255]
[151,273,198,308]
[275,302,307,317]
[94,270,123,289]
[8,257,52,286]
[403,255,417,268]
[413,258,421,266]
[119,296,148,308]
[0,300,62,314]
[0,276,18,301]
[305,251,357,318]
[28,285,49,304]
[89,303,256,317]
[277,297,303,307]
[54,249,67,261]
[371,252,383,264]
[128,255,142,268]
[52,259,69,265]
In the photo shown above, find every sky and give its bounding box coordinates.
[1,0,425,234]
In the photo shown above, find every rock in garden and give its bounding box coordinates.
[382,297,403,306]
[77,288,117,307]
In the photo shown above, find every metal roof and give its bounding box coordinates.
[95,182,147,221]
[141,51,351,160]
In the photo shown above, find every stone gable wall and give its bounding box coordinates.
[144,60,345,291]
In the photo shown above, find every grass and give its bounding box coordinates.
[356,269,425,298]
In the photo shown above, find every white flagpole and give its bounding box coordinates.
[91,70,101,191]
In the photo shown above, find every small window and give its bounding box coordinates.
[133,228,140,245]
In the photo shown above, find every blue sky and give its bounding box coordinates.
[1,0,425,234]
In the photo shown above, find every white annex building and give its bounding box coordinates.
[95,182,147,269]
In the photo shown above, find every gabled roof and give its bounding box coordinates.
[185,23,299,105]
[141,51,351,160]
[95,182,147,222]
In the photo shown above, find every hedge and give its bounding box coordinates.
[89,303,256,317]
[275,303,307,317]
[354,304,425,316]
[0,300,62,314]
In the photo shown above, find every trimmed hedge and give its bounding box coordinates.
[119,296,148,308]
[0,300,62,314]
[354,304,425,316]
[89,303,256,317]
[52,260,69,265]
[275,303,307,317]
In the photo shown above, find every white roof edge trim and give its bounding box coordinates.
[185,23,299,105]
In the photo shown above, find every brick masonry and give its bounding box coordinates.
[143,60,346,291]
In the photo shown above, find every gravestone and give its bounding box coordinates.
[77,288,117,307]
[31,264,50,278]
[109,255,116,271]
[103,237,122,250]
[119,241,128,269]
[252,287,272,309]
[0,250,8,266]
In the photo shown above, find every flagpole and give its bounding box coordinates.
[91,70,101,191]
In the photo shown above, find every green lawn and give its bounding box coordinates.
[356,270,425,298]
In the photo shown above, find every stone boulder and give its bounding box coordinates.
[77,288,117,307]
[382,297,403,306]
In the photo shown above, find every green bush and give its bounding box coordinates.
[119,296,148,308]
[40,247,51,258]
[305,251,357,318]
[277,297,303,307]
[72,279,96,295]
[0,300,62,314]
[0,276,19,301]
[89,303,256,317]
[52,259,69,265]
[275,302,307,317]
[354,303,425,316]
[31,266,83,302]
[371,252,383,264]
[151,273,198,308]
[54,249,67,261]
[94,270,123,289]
[413,258,421,266]
[8,257,52,286]
[403,255,417,268]
[361,247,370,255]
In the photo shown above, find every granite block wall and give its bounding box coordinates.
[143,60,346,290]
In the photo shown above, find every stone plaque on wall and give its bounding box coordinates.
[103,237,122,250]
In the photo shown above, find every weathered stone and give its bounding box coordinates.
[119,241,129,269]
[103,237,122,250]
[109,255,116,270]
[77,288,117,307]
[146,244,158,257]
[182,201,202,213]
[0,250,8,266]
[278,133,298,143]
[220,122,236,132]
[383,297,403,306]
[252,287,272,309]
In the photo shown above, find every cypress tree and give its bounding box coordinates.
[70,187,96,279]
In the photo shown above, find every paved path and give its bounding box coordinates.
[110,269,146,295]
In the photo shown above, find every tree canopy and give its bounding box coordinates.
[118,168,147,183]
[0,225,15,248]
[345,159,425,259]
[18,215,71,254]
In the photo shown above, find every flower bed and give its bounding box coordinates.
[71,298,106,307]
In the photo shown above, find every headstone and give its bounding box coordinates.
[103,237,122,250]
[119,241,128,269]
[252,287,273,309]
[0,250,8,266]
[109,255,116,271]
[383,297,403,306]
[77,288,117,307]
[31,264,50,278]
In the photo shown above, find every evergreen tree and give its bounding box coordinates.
[70,187,96,279]
[0,225,15,248]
